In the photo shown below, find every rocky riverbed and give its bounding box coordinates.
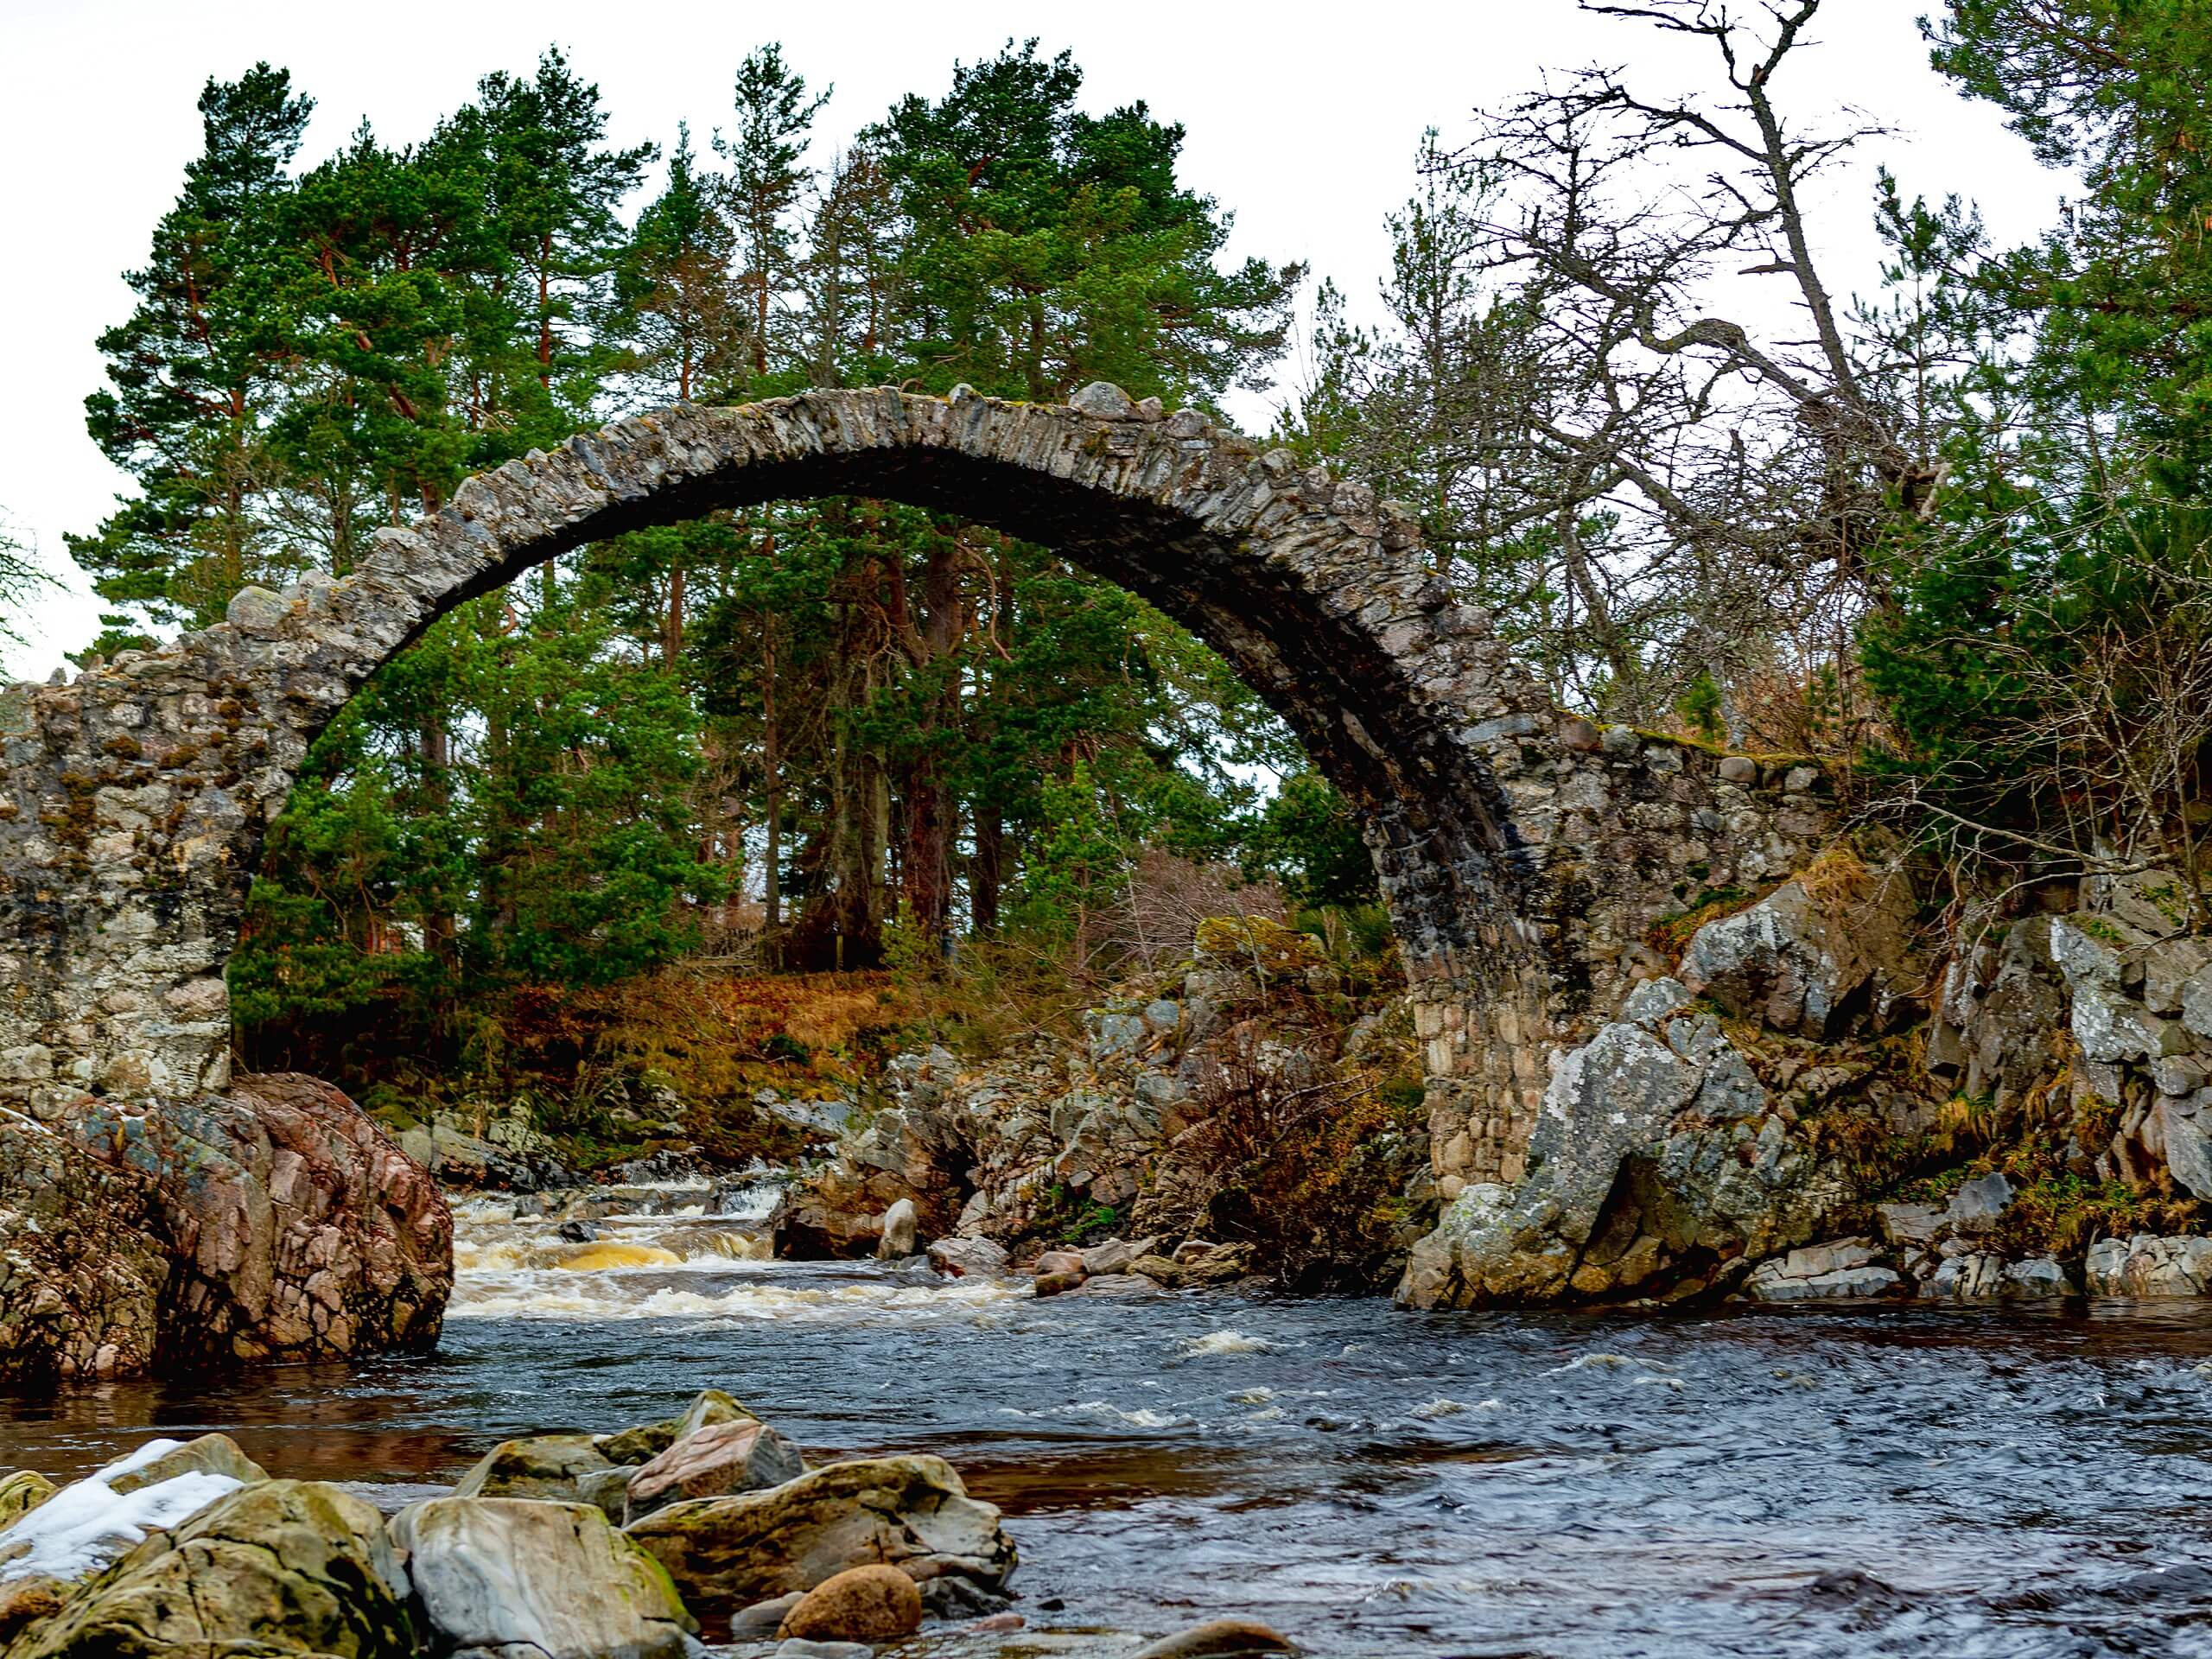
[3,1186,2212,1656]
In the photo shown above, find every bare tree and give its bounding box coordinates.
[1,516,56,657]
[1296,0,1961,739]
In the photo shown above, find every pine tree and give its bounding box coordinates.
[618,124,747,404]
[72,64,312,645]
[717,45,829,386]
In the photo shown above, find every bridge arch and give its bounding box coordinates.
[0,385,1808,1198]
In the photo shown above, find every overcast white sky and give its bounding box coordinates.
[1,0,2061,679]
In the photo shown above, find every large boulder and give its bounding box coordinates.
[0,1073,451,1380]
[6,1479,416,1658]
[389,1496,695,1659]
[1679,862,1917,1039]
[0,1116,171,1379]
[624,1453,1014,1617]
[1399,980,1842,1307]
[626,1418,805,1521]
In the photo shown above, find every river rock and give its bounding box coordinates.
[1033,1268,1086,1297]
[1079,1236,1156,1275]
[877,1198,918,1259]
[1925,1251,2006,1300]
[453,1433,613,1502]
[1130,1618,1300,1656]
[0,1437,269,1588]
[2085,1234,2212,1295]
[391,1496,694,1659]
[597,1419,683,1465]
[778,1563,923,1641]
[0,1472,54,1528]
[1744,1240,1898,1301]
[8,1479,416,1659]
[1943,1171,2014,1235]
[110,1433,269,1497]
[1033,1249,1085,1276]
[626,1419,806,1521]
[0,1073,450,1381]
[925,1236,1009,1277]
[575,1465,638,1522]
[1128,1254,1184,1285]
[1179,1243,1258,1286]
[677,1386,759,1438]
[734,1590,804,1633]
[625,1453,1015,1616]
[2005,1257,2071,1297]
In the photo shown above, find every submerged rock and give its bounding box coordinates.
[0,1073,450,1381]
[624,1453,1014,1616]
[8,1479,416,1659]
[1131,1618,1300,1657]
[391,1496,695,1659]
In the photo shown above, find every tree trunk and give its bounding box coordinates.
[761,613,781,931]
[664,562,685,668]
[418,712,456,968]
[971,807,1003,936]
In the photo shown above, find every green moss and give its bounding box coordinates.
[1646,886,1759,958]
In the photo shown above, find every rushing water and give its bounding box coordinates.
[5,1187,2212,1657]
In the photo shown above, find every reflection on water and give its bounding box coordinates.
[4,1193,2212,1656]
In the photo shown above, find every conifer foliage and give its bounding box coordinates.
[71,41,1332,1091]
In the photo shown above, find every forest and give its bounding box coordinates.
[9,0,2211,1132]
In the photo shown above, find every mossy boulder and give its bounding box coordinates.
[624,1453,1014,1616]
[0,1470,55,1528]
[1193,916,1321,978]
[595,1388,759,1468]
[452,1434,613,1503]
[109,1433,268,1496]
[390,1496,696,1659]
[7,1479,416,1658]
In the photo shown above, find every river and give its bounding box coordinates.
[4,1184,2212,1657]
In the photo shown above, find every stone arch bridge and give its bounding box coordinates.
[0,385,1827,1199]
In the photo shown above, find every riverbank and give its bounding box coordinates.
[5,1185,2212,1656]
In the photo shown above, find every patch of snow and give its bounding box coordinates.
[0,1441,241,1584]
